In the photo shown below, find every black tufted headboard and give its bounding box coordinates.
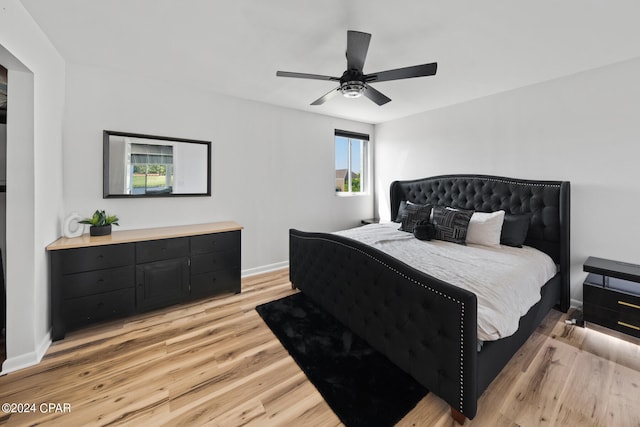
[390,174,571,311]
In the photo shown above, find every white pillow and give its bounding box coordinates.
[466,210,505,247]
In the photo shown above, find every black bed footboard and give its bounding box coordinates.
[289,229,480,419]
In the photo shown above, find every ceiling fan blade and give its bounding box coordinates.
[276,71,340,81]
[346,31,371,71]
[311,87,341,105]
[363,84,391,106]
[365,62,437,83]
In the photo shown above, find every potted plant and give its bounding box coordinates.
[79,210,120,236]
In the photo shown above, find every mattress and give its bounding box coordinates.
[334,223,557,341]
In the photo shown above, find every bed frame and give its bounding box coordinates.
[289,174,570,422]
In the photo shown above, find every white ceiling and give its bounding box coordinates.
[19,0,640,124]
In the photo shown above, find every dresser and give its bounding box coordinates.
[583,256,640,339]
[47,221,242,340]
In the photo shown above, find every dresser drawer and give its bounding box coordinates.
[61,266,135,299]
[190,269,240,299]
[191,231,240,255]
[63,289,136,329]
[136,237,189,263]
[191,250,240,275]
[57,243,134,274]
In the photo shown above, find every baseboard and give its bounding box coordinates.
[242,261,289,278]
[0,264,289,375]
[1,330,51,375]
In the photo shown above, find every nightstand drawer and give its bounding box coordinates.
[583,283,640,312]
[61,266,135,299]
[584,303,640,338]
[617,300,640,324]
[191,231,240,255]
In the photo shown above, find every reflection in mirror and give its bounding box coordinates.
[103,131,211,198]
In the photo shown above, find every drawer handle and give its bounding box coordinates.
[618,301,640,310]
[617,321,640,331]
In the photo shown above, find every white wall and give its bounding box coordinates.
[0,0,66,373]
[375,57,640,305]
[63,63,374,274]
[172,142,208,194]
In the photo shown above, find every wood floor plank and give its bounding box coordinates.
[1,268,639,427]
[552,351,615,426]
[603,363,640,427]
[162,352,293,425]
[499,341,579,426]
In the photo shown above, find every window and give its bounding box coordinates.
[335,130,369,194]
[129,143,174,195]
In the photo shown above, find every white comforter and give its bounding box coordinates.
[334,223,557,341]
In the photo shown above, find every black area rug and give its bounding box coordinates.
[256,292,428,427]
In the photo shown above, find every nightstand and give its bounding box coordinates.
[583,256,640,338]
[361,218,380,225]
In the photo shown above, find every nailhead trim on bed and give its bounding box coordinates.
[292,234,467,413]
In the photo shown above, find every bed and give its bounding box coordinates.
[289,174,570,423]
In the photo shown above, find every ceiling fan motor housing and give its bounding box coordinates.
[340,70,366,97]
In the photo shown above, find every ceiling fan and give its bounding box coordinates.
[276,30,437,106]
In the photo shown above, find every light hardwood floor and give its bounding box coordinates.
[1,269,639,426]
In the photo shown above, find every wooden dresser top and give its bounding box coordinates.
[47,221,243,251]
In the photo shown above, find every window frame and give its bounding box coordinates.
[334,129,370,196]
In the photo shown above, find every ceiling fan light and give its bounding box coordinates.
[341,81,365,98]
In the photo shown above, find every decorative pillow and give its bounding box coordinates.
[398,204,432,233]
[432,206,474,244]
[413,220,436,241]
[466,210,505,248]
[394,200,408,222]
[500,213,531,247]
[394,200,426,222]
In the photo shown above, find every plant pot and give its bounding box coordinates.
[90,224,112,236]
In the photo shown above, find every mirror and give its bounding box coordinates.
[103,130,211,198]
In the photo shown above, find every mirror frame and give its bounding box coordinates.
[103,130,212,198]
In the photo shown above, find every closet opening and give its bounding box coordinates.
[0,64,7,366]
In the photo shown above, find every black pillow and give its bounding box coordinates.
[398,204,432,233]
[500,213,531,247]
[413,220,436,241]
[432,206,473,244]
